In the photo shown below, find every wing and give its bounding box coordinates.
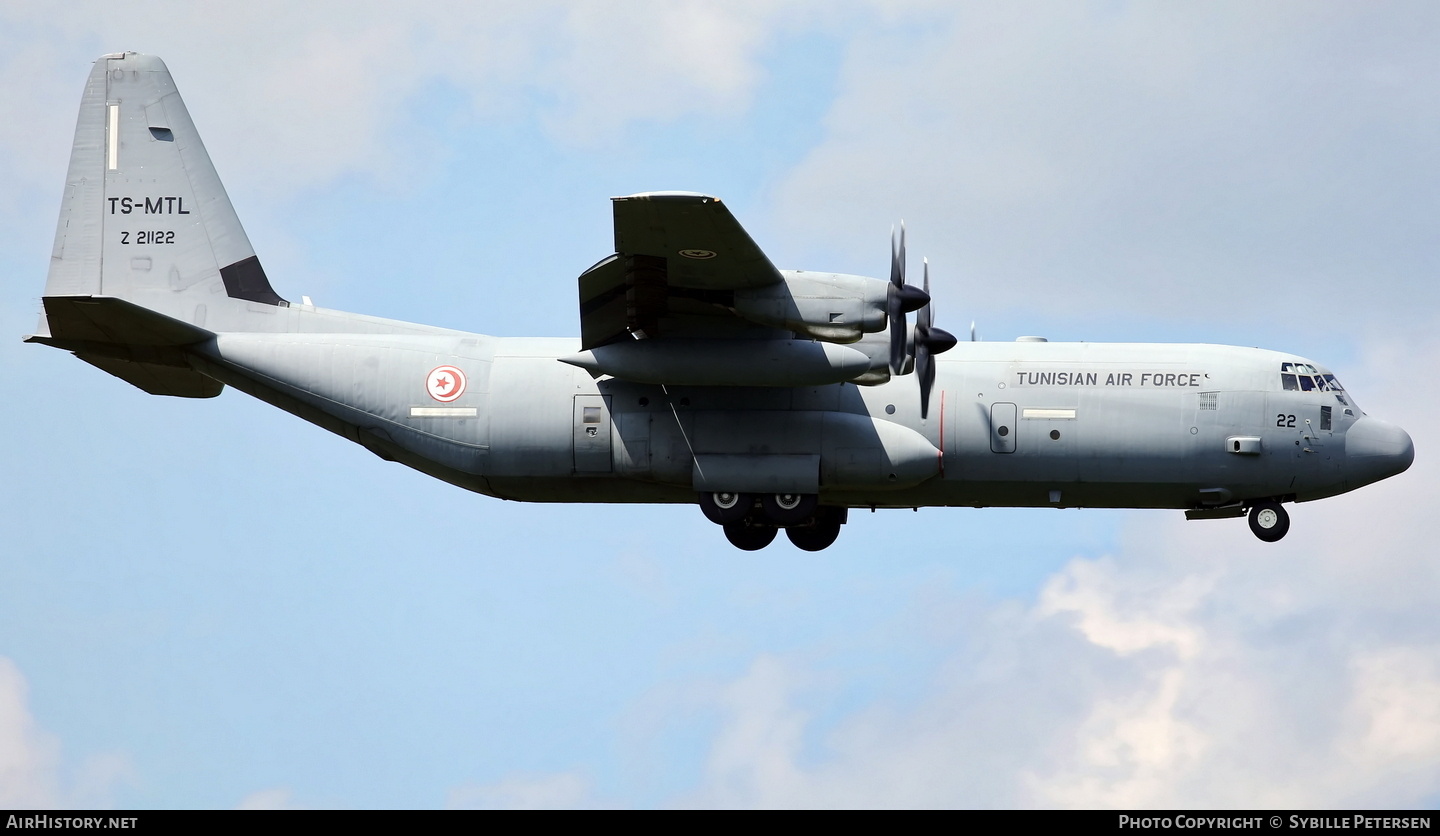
[578,192,786,350]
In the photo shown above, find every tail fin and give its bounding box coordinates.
[31,52,286,396]
[40,51,285,318]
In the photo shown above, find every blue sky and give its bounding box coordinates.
[1,1,1437,808]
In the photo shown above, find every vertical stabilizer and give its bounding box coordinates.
[40,51,284,339]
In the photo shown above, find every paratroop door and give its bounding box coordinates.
[990,402,1017,453]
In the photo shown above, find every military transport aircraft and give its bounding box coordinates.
[28,53,1415,551]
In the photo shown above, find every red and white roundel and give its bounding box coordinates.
[426,365,467,402]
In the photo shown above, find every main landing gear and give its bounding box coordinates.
[700,492,847,551]
[1247,500,1290,542]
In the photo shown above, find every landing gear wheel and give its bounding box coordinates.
[1248,500,1290,542]
[724,520,778,551]
[786,506,845,552]
[761,493,818,526]
[699,491,752,525]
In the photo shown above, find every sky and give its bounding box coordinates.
[0,0,1436,809]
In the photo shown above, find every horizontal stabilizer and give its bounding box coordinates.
[32,295,212,346]
[74,353,222,398]
[26,295,222,398]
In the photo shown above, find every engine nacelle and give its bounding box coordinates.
[731,271,888,343]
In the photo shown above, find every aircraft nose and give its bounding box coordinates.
[1345,416,1415,489]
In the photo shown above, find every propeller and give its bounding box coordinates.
[915,259,957,419]
[887,222,929,375]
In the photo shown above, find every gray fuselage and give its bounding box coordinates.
[198,310,1413,513]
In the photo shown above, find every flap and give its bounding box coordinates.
[577,192,790,351]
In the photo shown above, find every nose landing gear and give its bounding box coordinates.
[1247,500,1290,542]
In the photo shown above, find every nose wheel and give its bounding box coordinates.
[1247,500,1290,542]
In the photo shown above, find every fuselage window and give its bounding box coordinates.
[1321,405,1332,430]
[1299,375,1316,392]
[1281,374,1298,391]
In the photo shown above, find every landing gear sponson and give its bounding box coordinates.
[700,492,847,551]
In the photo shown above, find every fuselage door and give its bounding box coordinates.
[573,394,613,473]
[991,402,1017,453]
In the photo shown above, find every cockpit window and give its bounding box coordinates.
[1279,364,1343,393]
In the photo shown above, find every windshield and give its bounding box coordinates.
[1280,363,1354,409]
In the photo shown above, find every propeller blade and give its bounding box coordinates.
[889,224,904,288]
[918,259,932,332]
[888,227,942,384]
[914,258,956,419]
[919,344,935,419]
[897,221,906,288]
[888,222,914,375]
[888,301,905,376]
[917,260,934,417]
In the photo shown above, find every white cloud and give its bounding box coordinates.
[0,658,64,808]
[235,787,303,810]
[532,1,798,143]
[447,771,594,810]
[0,657,131,809]
[771,2,1439,328]
[0,1,816,199]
